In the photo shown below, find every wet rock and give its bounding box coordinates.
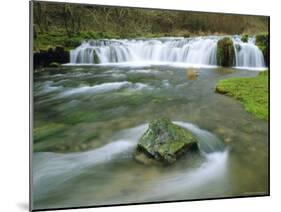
[241,34,249,43]
[34,46,69,69]
[215,127,234,139]
[93,49,100,64]
[49,62,61,67]
[217,37,235,67]
[224,137,232,143]
[255,33,269,66]
[186,68,198,80]
[134,118,198,165]
[134,152,160,165]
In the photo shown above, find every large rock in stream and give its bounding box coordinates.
[34,46,69,68]
[216,37,236,67]
[134,118,198,165]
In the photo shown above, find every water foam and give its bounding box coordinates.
[174,121,225,153]
[33,124,148,199]
[68,36,266,68]
[59,81,132,97]
[33,122,226,202]
[139,150,229,201]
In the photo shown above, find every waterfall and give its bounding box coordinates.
[232,36,265,68]
[69,36,266,68]
[70,37,218,65]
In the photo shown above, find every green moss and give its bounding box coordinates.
[136,117,198,164]
[158,141,185,157]
[110,91,153,107]
[34,31,160,51]
[63,111,101,125]
[82,132,99,143]
[33,30,248,52]
[241,34,248,42]
[93,50,100,64]
[34,32,83,51]
[33,122,101,152]
[34,123,66,143]
[217,37,236,67]
[216,71,268,120]
[255,33,269,66]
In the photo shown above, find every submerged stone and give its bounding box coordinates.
[186,68,198,80]
[134,118,198,165]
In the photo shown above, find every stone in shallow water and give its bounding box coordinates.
[134,118,198,165]
[216,37,235,67]
[186,68,198,80]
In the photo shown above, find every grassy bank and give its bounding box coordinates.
[34,30,226,51]
[215,71,268,120]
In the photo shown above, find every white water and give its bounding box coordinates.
[49,81,152,98]
[59,81,131,97]
[175,121,225,153]
[69,36,266,68]
[141,150,229,201]
[33,124,148,201]
[33,122,226,202]
[232,36,265,68]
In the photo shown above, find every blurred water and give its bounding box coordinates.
[32,65,268,210]
[69,36,265,69]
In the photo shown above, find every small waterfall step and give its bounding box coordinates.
[70,36,265,68]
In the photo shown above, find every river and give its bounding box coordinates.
[32,36,268,210]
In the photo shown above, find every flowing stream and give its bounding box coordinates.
[33,37,268,210]
[69,36,265,69]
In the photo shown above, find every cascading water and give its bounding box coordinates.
[232,36,265,68]
[69,36,266,68]
[33,59,268,208]
[70,37,218,65]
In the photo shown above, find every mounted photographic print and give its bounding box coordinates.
[30,0,269,211]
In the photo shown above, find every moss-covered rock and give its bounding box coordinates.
[186,68,198,80]
[255,33,269,66]
[93,49,100,64]
[241,34,248,43]
[34,46,69,69]
[134,118,198,165]
[217,37,236,67]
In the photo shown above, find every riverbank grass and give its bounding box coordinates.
[216,71,268,120]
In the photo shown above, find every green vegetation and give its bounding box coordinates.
[34,123,67,143]
[33,1,268,50]
[216,71,268,120]
[241,34,249,42]
[135,117,198,164]
[33,120,102,152]
[256,33,269,65]
[34,31,84,51]
[217,37,235,67]
[62,111,102,125]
